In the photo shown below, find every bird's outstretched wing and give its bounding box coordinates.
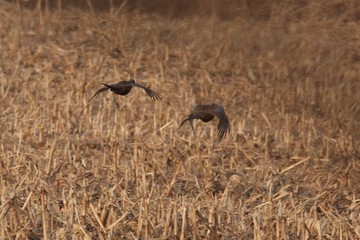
[89,87,109,102]
[130,82,162,100]
[207,105,230,139]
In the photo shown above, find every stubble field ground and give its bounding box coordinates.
[0,0,360,239]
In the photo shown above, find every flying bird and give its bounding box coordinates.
[89,79,162,102]
[179,104,230,140]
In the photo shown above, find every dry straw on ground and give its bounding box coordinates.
[0,0,360,239]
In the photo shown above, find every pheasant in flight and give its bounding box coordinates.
[89,79,162,102]
[179,104,230,140]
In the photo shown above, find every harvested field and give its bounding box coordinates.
[0,0,360,239]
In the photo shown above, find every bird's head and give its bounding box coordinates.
[129,79,136,83]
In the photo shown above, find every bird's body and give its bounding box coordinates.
[89,79,161,101]
[180,104,230,140]
[103,82,132,95]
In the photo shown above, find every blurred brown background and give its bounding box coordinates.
[8,0,360,21]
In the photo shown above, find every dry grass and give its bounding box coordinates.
[1,0,360,239]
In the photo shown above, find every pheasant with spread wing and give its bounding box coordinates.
[89,79,162,102]
[179,104,230,140]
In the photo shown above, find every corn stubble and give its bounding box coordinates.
[0,0,359,239]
